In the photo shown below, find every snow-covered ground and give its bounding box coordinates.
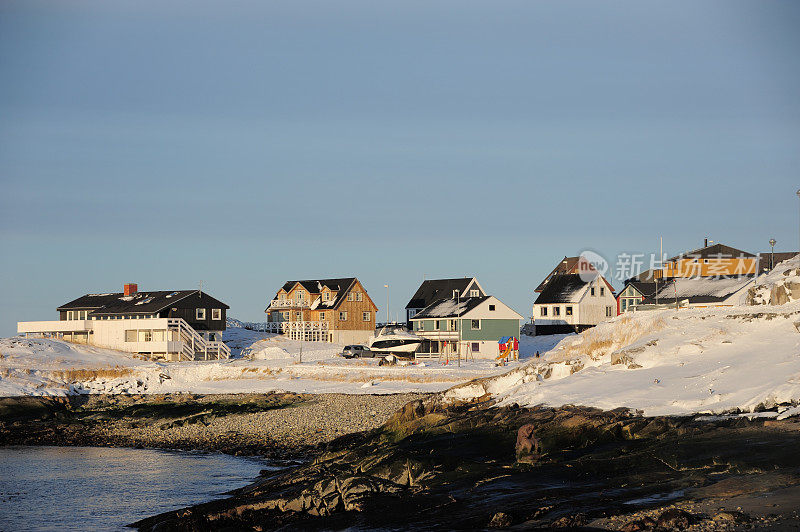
[446,256,800,417]
[0,324,564,397]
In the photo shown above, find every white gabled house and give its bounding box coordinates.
[404,277,486,327]
[533,273,616,335]
[17,283,230,361]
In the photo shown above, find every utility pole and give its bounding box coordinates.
[455,289,461,368]
[384,284,389,325]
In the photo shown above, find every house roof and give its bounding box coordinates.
[534,273,613,304]
[411,296,489,319]
[269,277,367,312]
[667,243,755,262]
[535,257,581,292]
[405,277,477,309]
[619,281,659,299]
[640,275,754,305]
[59,290,229,315]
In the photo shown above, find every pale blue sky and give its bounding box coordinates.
[1,1,799,335]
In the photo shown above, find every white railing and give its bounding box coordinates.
[167,318,230,361]
[268,299,311,309]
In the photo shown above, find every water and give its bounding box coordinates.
[0,446,277,531]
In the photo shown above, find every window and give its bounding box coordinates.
[448,319,457,331]
[138,330,152,342]
[590,287,596,296]
[606,306,614,317]
[408,309,417,319]
[565,306,573,316]
[279,293,286,301]
[600,287,605,296]
[295,311,302,320]
[356,292,363,302]
[471,319,481,330]
[319,312,326,320]
[67,311,73,320]
[417,321,424,331]
[347,292,354,301]
[322,291,329,301]
[554,306,561,316]
[211,309,221,321]
[363,311,371,321]
[196,308,206,320]
[283,311,289,319]
[540,307,548,316]
[472,342,480,352]
[470,289,479,297]
[488,304,496,311]
[296,290,305,300]
[435,320,441,330]
[125,330,136,342]
[153,330,165,342]
[339,311,348,321]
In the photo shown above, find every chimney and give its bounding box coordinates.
[124,283,138,296]
[704,238,708,247]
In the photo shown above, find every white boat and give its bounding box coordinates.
[368,325,422,355]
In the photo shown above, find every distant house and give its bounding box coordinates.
[638,275,754,309]
[616,281,658,314]
[533,274,616,335]
[265,277,378,344]
[405,277,486,327]
[17,283,230,361]
[662,242,756,279]
[410,295,521,359]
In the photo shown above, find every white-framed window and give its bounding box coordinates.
[470,289,479,297]
[408,309,417,319]
[66,311,73,320]
[448,319,457,331]
[125,330,136,342]
[319,312,326,320]
[471,319,481,330]
[606,306,614,317]
[138,330,152,342]
[600,287,605,296]
[283,311,289,319]
[565,306,573,316]
[489,304,496,311]
[435,320,441,330]
[363,311,371,321]
[356,292,363,302]
[417,321,424,331]
[196,308,206,320]
[554,306,561,316]
[211,309,221,320]
[540,307,548,316]
[339,311,348,321]
[590,287,596,296]
[279,293,286,301]
[472,342,480,352]
[295,311,302,320]
[322,291,329,301]
[347,292,354,301]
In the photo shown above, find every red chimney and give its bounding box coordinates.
[124,283,138,296]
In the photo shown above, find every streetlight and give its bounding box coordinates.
[796,189,800,256]
[384,284,389,325]
[769,238,777,270]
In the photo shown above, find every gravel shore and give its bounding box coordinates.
[0,392,431,457]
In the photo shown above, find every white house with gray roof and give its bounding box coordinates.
[533,273,616,335]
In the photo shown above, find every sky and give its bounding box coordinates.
[1,1,799,336]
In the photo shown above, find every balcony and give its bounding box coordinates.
[268,299,311,309]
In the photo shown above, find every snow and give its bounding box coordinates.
[445,301,800,416]
[0,323,536,397]
[655,276,753,300]
[417,298,472,318]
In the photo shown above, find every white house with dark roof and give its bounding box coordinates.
[533,273,616,335]
[17,283,230,361]
[405,277,485,327]
[410,295,521,359]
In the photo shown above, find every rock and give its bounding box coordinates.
[655,508,698,529]
[771,284,789,306]
[551,512,587,528]
[515,423,540,463]
[620,516,655,531]
[714,510,750,523]
[488,511,513,528]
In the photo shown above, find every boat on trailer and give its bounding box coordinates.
[368,324,422,356]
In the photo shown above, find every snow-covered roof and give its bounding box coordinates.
[643,275,754,304]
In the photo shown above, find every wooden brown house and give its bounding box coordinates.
[265,277,378,344]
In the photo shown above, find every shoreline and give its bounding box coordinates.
[0,392,430,459]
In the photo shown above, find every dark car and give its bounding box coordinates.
[341,345,375,358]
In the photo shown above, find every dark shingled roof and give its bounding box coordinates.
[757,252,799,273]
[640,275,754,305]
[59,290,229,315]
[535,257,581,292]
[412,296,489,319]
[620,281,659,298]
[534,274,591,304]
[269,278,359,312]
[405,278,477,310]
[667,243,754,262]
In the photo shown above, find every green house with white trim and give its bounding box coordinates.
[410,296,522,359]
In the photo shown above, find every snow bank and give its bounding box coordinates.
[444,302,800,416]
[747,254,800,306]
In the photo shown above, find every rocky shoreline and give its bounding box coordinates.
[4,392,800,531]
[0,392,429,459]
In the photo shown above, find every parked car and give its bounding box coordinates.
[341,345,375,358]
